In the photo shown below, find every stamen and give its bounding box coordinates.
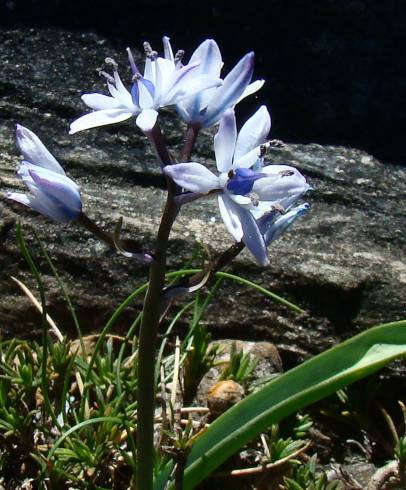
[132,73,142,83]
[126,47,140,76]
[279,170,294,177]
[174,49,185,66]
[98,70,115,84]
[247,192,260,207]
[228,170,235,179]
[143,42,158,60]
[105,57,118,70]
[271,203,285,214]
[260,205,285,225]
[270,139,285,148]
[259,144,268,158]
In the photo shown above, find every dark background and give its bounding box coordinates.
[1,0,406,164]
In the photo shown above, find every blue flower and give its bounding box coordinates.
[258,203,310,246]
[6,125,82,222]
[176,39,264,128]
[69,36,222,134]
[164,107,309,265]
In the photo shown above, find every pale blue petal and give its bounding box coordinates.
[188,39,222,78]
[164,162,221,194]
[164,74,221,106]
[81,93,123,110]
[234,106,271,160]
[186,39,223,118]
[136,109,158,132]
[253,174,309,202]
[7,191,72,221]
[261,164,307,181]
[153,57,175,104]
[6,191,30,207]
[16,125,65,175]
[7,164,82,222]
[202,52,255,128]
[261,203,310,245]
[228,194,253,208]
[253,165,309,202]
[69,109,134,134]
[113,71,134,107]
[159,61,200,105]
[28,166,82,216]
[214,108,237,173]
[144,57,156,83]
[218,194,243,241]
[137,78,155,108]
[235,79,265,104]
[219,194,268,265]
[233,145,262,169]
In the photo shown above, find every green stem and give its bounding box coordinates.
[136,121,181,490]
[137,192,178,490]
[76,211,116,248]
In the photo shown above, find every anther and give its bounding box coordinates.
[279,170,294,177]
[143,42,158,60]
[104,57,118,70]
[98,70,115,84]
[132,73,142,82]
[228,170,235,179]
[270,139,285,148]
[174,49,185,64]
[259,144,268,158]
[247,192,260,207]
[271,203,285,214]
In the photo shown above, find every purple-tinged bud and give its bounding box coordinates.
[6,126,82,222]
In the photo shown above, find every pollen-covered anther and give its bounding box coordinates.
[270,139,285,148]
[279,169,294,177]
[271,203,285,214]
[174,49,185,64]
[104,57,118,70]
[259,143,269,158]
[248,192,260,207]
[132,73,142,82]
[143,42,158,60]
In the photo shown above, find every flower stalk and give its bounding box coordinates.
[180,124,200,162]
[136,124,179,490]
[136,192,177,490]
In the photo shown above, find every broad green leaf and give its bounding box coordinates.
[159,320,406,489]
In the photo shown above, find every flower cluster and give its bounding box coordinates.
[6,35,309,266]
[164,106,309,265]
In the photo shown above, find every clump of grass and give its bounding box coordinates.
[3,226,405,489]
[0,227,312,488]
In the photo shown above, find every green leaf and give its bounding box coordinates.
[162,320,406,490]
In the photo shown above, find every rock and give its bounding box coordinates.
[0,29,405,370]
[207,380,245,418]
[327,461,378,489]
[193,339,283,410]
[1,2,406,163]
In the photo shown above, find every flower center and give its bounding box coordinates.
[226,168,265,196]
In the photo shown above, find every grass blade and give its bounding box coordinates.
[165,319,406,489]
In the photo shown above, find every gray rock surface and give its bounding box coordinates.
[2,1,406,163]
[0,29,405,367]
